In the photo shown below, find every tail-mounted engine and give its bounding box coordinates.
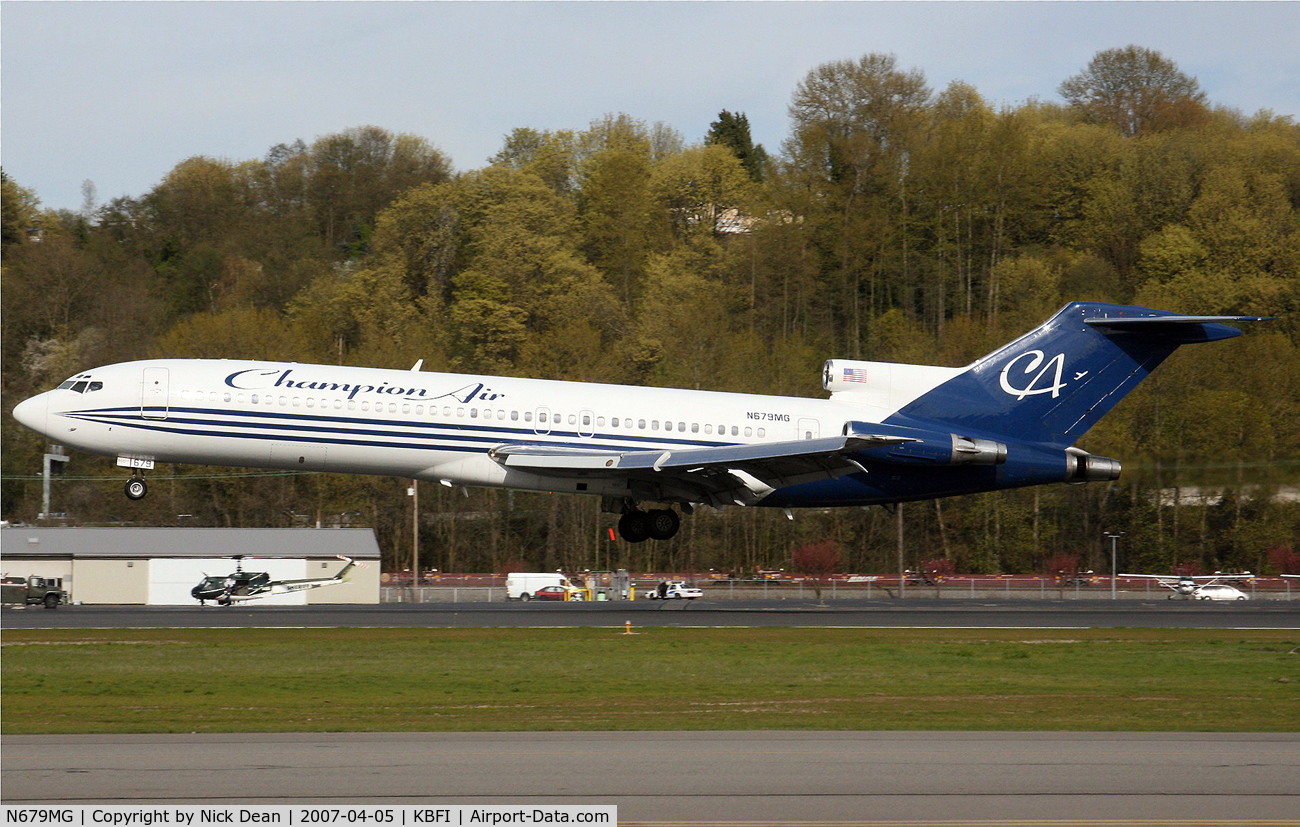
[1065,447,1122,482]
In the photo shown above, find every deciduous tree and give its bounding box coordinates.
[1059,45,1208,137]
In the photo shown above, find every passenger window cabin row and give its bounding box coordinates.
[173,387,768,440]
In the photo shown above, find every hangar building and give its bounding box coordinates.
[0,527,381,604]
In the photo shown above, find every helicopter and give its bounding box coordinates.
[191,555,357,605]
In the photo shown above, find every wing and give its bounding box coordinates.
[489,434,909,507]
[1196,574,1253,585]
[1118,574,1180,589]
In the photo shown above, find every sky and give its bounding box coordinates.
[4,1,1299,213]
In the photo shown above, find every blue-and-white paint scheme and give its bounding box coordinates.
[12,302,1271,542]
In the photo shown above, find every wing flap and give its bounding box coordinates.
[490,436,887,507]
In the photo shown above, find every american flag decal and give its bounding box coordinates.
[843,367,868,383]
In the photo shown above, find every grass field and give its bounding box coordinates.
[2,627,1297,734]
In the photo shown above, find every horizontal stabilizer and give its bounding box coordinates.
[1085,312,1273,343]
[1086,315,1273,326]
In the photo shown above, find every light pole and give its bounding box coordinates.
[408,481,420,591]
[1104,531,1125,600]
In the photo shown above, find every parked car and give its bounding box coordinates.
[646,580,703,600]
[1193,584,1249,601]
[507,572,575,600]
[532,585,584,601]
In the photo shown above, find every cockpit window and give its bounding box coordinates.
[57,375,101,393]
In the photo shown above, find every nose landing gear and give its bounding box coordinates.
[124,475,148,500]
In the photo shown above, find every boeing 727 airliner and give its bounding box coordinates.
[12,302,1270,542]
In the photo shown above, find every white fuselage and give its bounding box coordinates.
[15,358,948,502]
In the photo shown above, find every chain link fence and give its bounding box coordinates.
[380,577,1300,603]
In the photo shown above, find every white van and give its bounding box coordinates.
[506,572,573,600]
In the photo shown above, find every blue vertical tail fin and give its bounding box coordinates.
[887,302,1270,447]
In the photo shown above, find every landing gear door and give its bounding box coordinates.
[141,367,169,420]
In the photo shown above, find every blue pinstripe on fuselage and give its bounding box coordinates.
[62,404,736,456]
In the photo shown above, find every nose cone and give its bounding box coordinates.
[12,392,49,436]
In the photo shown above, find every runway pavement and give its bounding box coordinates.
[4,598,1299,629]
[4,731,1298,824]
[5,602,1298,825]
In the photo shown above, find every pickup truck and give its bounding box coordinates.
[2,575,68,609]
[645,580,703,600]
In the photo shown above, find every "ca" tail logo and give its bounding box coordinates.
[999,350,1067,399]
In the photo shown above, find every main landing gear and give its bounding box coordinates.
[124,475,148,500]
[617,507,680,543]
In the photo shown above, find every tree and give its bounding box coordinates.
[786,53,930,192]
[150,306,299,361]
[707,110,768,181]
[306,126,451,255]
[921,557,956,584]
[491,127,577,194]
[651,145,755,238]
[442,167,621,373]
[1267,545,1300,575]
[2,171,43,253]
[784,54,931,350]
[371,181,467,300]
[911,81,996,322]
[1059,46,1208,137]
[145,156,247,253]
[2,54,1297,576]
[793,539,842,602]
[577,118,661,304]
[2,232,108,347]
[1045,551,1081,583]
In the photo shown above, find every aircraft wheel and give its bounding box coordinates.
[647,508,680,541]
[618,510,651,543]
[124,477,148,500]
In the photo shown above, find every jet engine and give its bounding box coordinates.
[1065,447,1122,481]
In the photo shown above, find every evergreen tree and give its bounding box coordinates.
[707,110,768,181]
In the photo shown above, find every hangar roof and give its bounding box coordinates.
[0,527,381,560]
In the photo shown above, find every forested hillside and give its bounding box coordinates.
[4,47,1298,576]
